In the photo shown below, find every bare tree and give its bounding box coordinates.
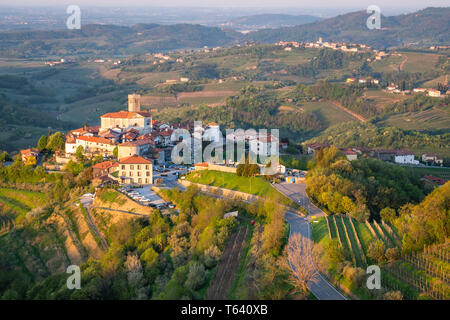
[286,232,319,294]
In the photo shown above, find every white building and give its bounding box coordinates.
[394,151,419,165]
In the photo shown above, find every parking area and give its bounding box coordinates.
[118,186,174,209]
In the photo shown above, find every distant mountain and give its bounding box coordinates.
[221,14,321,31]
[248,7,450,48]
[0,7,448,58]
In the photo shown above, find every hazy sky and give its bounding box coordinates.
[2,0,449,9]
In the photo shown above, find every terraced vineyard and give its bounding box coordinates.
[314,215,449,300]
[384,243,450,300]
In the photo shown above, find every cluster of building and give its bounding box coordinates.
[63,94,181,185]
[385,85,449,97]
[305,143,444,167]
[277,38,371,53]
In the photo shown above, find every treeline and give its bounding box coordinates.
[159,88,324,134]
[306,147,425,221]
[297,81,380,118]
[391,182,449,253]
[0,95,70,131]
[305,121,450,160]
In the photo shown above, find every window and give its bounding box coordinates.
[138,178,142,183]
[145,165,149,170]
[137,172,141,176]
[146,171,150,176]
[137,165,141,170]
[130,165,134,170]
[145,178,148,184]
[129,172,133,176]
[121,171,125,176]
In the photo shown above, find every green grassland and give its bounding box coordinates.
[0,188,48,215]
[185,170,278,198]
[298,101,357,126]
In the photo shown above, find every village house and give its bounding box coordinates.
[20,148,40,166]
[394,150,419,165]
[74,136,117,156]
[422,153,444,166]
[342,148,358,161]
[118,139,153,160]
[249,133,279,157]
[306,142,330,154]
[92,161,119,178]
[427,89,442,97]
[119,155,153,185]
[421,175,447,188]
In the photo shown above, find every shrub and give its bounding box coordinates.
[184,262,208,291]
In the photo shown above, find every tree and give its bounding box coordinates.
[384,291,403,300]
[184,262,208,291]
[285,232,319,294]
[0,151,11,162]
[46,132,65,152]
[113,146,118,159]
[380,207,396,224]
[37,135,48,150]
[75,145,85,162]
[385,247,400,263]
[324,239,345,265]
[367,239,386,263]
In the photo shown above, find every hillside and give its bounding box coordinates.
[223,14,321,30]
[0,7,448,58]
[248,7,450,48]
[0,23,242,58]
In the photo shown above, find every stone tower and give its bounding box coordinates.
[128,94,141,112]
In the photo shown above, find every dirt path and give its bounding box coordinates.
[330,101,366,122]
[84,206,109,250]
[399,54,408,71]
[205,226,249,300]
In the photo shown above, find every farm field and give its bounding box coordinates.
[363,89,409,109]
[379,106,450,132]
[311,214,449,300]
[298,101,357,127]
[0,188,48,216]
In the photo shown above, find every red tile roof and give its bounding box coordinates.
[194,162,208,167]
[92,161,119,170]
[101,110,151,119]
[76,136,115,145]
[119,139,154,147]
[119,155,152,164]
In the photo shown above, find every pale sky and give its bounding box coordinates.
[1,0,449,9]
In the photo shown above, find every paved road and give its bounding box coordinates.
[286,211,347,300]
[163,179,347,299]
[274,183,325,218]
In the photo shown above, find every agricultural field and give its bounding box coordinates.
[379,106,450,132]
[311,214,448,299]
[298,101,357,127]
[0,188,48,216]
[363,89,409,110]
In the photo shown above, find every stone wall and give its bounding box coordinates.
[178,179,259,202]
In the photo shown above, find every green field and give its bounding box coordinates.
[380,106,450,132]
[298,101,357,126]
[0,188,48,215]
[186,170,275,197]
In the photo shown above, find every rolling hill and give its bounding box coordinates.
[248,7,450,48]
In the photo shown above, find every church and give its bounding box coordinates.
[100,94,153,134]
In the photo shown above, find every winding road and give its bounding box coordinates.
[275,183,347,300]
